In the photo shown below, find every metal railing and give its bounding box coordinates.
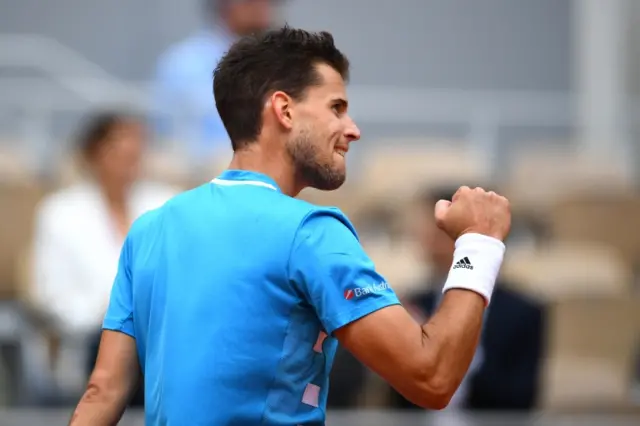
[0,409,639,426]
[1,33,639,177]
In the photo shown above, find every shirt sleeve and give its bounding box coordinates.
[102,234,135,338]
[289,209,401,335]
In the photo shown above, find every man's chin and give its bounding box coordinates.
[306,170,346,191]
[310,179,345,191]
[296,161,346,191]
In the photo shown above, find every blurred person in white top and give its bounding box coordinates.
[32,111,177,342]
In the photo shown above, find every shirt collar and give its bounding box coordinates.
[212,169,281,192]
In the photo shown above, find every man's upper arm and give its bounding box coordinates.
[102,235,135,338]
[334,304,428,396]
[289,209,401,335]
[73,235,141,425]
[72,330,140,426]
[92,329,140,391]
[289,209,435,403]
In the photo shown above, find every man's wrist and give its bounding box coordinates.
[441,233,506,305]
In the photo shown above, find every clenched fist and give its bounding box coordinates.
[434,186,511,242]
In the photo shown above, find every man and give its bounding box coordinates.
[151,0,276,161]
[388,186,545,411]
[69,27,511,426]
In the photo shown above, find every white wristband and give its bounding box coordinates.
[442,233,506,305]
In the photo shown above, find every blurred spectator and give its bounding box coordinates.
[327,344,368,408]
[30,111,177,398]
[151,0,276,161]
[388,186,546,412]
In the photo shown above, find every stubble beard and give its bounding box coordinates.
[286,129,346,191]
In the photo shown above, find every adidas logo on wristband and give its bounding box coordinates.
[453,257,474,270]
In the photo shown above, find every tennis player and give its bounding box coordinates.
[70,26,511,426]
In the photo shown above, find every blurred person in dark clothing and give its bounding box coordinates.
[388,186,546,411]
[327,344,368,408]
[152,0,278,161]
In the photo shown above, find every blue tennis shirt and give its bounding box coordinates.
[103,169,400,425]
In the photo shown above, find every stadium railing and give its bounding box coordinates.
[0,409,639,426]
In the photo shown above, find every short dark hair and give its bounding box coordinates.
[76,111,138,159]
[213,25,350,150]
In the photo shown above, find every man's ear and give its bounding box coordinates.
[269,91,294,130]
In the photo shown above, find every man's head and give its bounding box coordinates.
[207,0,275,36]
[78,111,145,191]
[413,187,458,277]
[213,26,360,191]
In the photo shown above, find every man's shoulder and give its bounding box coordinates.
[283,196,357,237]
[126,184,358,242]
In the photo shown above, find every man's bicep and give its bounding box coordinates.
[334,304,425,396]
[94,330,140,380]
[89,330,141,404]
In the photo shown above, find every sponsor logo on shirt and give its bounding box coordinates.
[344,282,391,300]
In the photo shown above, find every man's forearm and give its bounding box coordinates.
[418,233,504,399]
[420,289,485,396]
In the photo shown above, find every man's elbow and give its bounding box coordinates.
[413,378,456,410]
[404,362,459,410]
[83,369,126,404]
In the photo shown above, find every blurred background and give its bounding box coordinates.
[1,0,640,424]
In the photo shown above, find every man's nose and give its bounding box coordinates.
[345,116,361,142]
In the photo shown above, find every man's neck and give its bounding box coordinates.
[228,145,303,197]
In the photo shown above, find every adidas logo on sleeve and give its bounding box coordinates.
[452,257,473,270]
